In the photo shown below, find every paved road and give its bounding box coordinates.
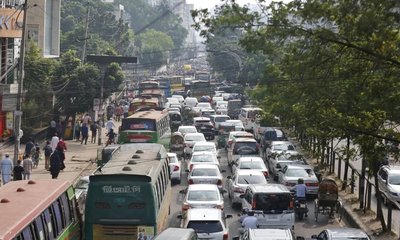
[167,144,346,239]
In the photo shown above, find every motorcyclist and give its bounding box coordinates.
[294,178,308,217]
[240,209,258,229]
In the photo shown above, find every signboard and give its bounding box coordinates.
[2,94,17,111]
[0,8,24,38]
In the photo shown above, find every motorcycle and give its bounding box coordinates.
[294,197,308,220]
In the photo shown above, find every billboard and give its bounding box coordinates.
[0,8,24,38]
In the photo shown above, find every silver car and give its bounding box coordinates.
[181,184,224,213]
[278,164,319,196]
[311,228,370,240]
[268,153,306,181]
[232,156,269,178]
[184,133,206,157]
[266,141,297,160]
[187,151,220,172]
[226,169,267,208]
[188,164,224,191]
[377,165,400,204]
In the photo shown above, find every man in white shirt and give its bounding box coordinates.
[105,118,116,133]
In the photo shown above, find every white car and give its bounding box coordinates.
[187,151,220,172]
[197,102,212,110]
[226,169,267,207]
[266,141,297,160]
[192,142,217,155]
[184,133,207,157]
[177,126,197,137]
[172,95,185,104]
[181,184,224,212]
[184,97,198,108]
[210,115,230,133]
[232,156,269,178]
[168,152,181,183]
[278,164,319,196]
[179,208,232,240]
[225,120,245,131]
[188,164,224,191]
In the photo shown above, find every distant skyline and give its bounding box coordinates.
[186,0,259,10]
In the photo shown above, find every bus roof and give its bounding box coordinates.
[126,109,168,121]
[131,97,159,104]
[142,89,164,95]
[96,143,167,179]
[0,180,72,239]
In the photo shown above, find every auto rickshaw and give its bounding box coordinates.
[169,111,182,132]
[170,132,184,158]
[217,122,236,149]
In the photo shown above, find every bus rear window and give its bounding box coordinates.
[255,193,291,213]
[187,221,223,233]
[122,119,156,131]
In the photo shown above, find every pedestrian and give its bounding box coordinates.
[90,121,98,144]
[31,144,40,168]
[48,120,57,139]
[57,137,67,151]
[22,155,33,180]
[50,133,59,152]
[24,137,34,157]
[115,105,123,122]
[82,113,92,126]
[0,154,13,185]
[49,149,62,179]
[81,123,89,145]
[105,118,116,134]
[123,104,129,118]
[74,121,81,142]
[13,160,24,181]
[43,140,52,170]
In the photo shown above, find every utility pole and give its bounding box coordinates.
[81,3,90,63]
[14,1,28,165]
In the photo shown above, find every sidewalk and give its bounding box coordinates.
[290,137,396,240]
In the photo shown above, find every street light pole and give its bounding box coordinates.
[14,1,28,165]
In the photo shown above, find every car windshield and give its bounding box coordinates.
[389,174,400,185]
[255,193,291,213]
[180,128,196,134]
[188,190,220,201]
[192,155,215,163]
[286,168,314,178]
[186,135,206,141]
[238,174,266,184]
[194,145,215,152]
[192,168,219,177]
[273,143,295,151]
[215,116,230,122]
[233,142,258,155]
[187,221,223,233]
[239,161,264,169]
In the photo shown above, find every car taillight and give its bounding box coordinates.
[306,182,319,187]
[289,196,294,210]
[188,179,194,184]
[263,171,269,177]
[223,233,228,240]
[234,187,244,193]
[252,197,257,209]
[173,165,179,171]
[182,203,190,211]
[217,180,223,186]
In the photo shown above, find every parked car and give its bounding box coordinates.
[178,208,232,240]
[311,228,370,240]
[278,164,319,196]
[226,169,267,208]
[167,152,181,184]
[184,133,206,157]
[377,165,400,204]
[188,164,224,191]
[181,184,224,212]
[187,151,220,172]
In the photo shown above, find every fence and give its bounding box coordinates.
[301,137,400,237]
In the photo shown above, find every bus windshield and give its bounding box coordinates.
[122,119,156,131]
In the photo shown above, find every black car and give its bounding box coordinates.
[195,123,215,140]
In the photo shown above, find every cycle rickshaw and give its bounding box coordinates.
[314,177,343,222]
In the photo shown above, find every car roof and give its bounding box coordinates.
[248,229,293,240]
[325,228,369,238]
[272,141,293,145]
[248,184,291,193]
[226,120,242,123]
[230,131,248,135]
[192,151,215,156]
[236,169,265,176]
[193,142,215,146]
[185,133,205,137]
[234,138,257,142]
[193,117,211,121]
[188,184,220,191]
[210,114,229,118]
[186,208,223,221]
[155,228,196,240]
[284,164,312,170]
[382,165,400,173]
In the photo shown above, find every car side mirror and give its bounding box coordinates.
[311,235,318,239]
[185,169,189,173]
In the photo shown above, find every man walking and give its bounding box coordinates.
[22,155,33,180]
[90,121,98,143]
[0,154,13,185]
[105,118,116,134]
[81,124,89,144]
[50,149,62,179]
[24,138,35,157]
[43,141,52,170]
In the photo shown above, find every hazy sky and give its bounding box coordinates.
[186,0,259,10]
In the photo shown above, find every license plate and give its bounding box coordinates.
[268,215,278,219]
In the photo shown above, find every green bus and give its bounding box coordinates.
[0,179,81,240]
[118,109,171,147]
[85,143,171,240]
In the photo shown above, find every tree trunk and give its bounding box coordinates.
[374,171,387,231]
[342,137,350,191]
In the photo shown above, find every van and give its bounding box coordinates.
[154,228,198,240]
[227,99,242,119]
[227,138,259,166]
[240,184,295,230]
[239,107,262,133]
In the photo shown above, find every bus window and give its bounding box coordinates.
[17,226,34,240]
[60,193,72,226]
[34,216,46,240]
[43,209,55,240]
[51,201,64,235]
